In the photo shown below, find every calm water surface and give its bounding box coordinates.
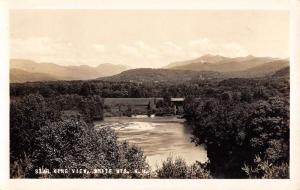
[95,117,207,169]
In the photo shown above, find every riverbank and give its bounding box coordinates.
[100,116,185,123]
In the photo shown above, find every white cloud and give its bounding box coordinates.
[188,38,216,57]
[189,38,212,48]
[11,37,107,66]
[119,44,140,57]
[11,37,79,65]
[11,37,55,55]
[188,38,248,58]
[93,44,105,52]
[119,41,162,60]
[11,37,249,68]
[161,41,185,57]
[135,41,158,54]
[219,42,248,57]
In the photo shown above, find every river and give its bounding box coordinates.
[94,116,207,170]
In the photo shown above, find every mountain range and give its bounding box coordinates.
[271,66,289,78]
[10,54,289,83]
[10,68,57,83]
[10,59,129,83]
[227,60,289,78]
[98,54,289,82]
[165,54,285,72]
[97,69,222,83]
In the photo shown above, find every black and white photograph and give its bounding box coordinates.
[2,0,300,189]
[8,9,291,179]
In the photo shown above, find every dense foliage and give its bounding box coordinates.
[184,77,289,178]
[10,93,149,178]
[156,157,212,179]
[10,77,288,100]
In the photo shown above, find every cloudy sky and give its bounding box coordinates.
[10,10,288,68]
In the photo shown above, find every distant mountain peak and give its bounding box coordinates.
[97,63,126,67]
[97,63,114,66]
[78,65,90,68]
[164,54,229,68]
[201,54,224,58]
[246,54,255,58]
[164,54,288,74]
[10,59,129,81]
[201,53,215,57]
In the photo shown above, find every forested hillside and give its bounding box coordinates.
[97,68,222,83]
[10,73,289,178]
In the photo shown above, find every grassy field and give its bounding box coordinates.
[104,98,163,106]
[104,98,163,117]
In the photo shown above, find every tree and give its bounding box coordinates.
[184,94,289,178]
[156,157,211,179]
[10,94,48,160]
[80,82,92,96]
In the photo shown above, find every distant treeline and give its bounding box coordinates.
[11,77,289,99]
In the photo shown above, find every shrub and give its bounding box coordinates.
[157,157,188,178]
[156,157,211,179]
[189,161,212,179]
[242,156,289,178]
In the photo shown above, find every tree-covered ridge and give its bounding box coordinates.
[97,68,222,83]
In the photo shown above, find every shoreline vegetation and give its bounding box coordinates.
[10,75,289,178]
[100,116,186,123]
